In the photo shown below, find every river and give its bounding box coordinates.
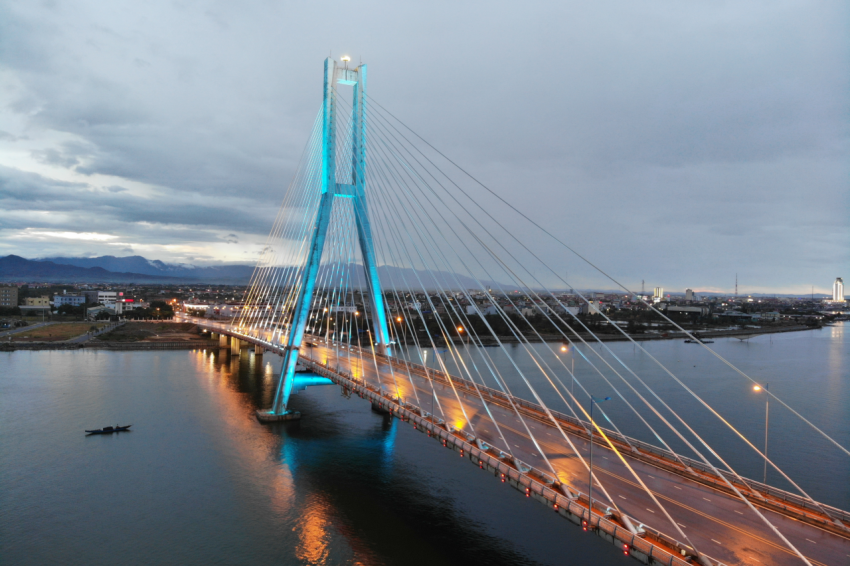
[1,322,846,565]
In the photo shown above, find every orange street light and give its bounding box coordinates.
[561,345,568,352]
[396,317,402,322]
[753,383,769,483]
[457,326,464,332]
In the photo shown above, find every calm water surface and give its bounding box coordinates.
[1,323,846,565]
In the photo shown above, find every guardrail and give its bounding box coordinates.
[308,360,699,566]
[314,337,850,533]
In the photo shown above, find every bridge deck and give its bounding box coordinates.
[191,318,849,566]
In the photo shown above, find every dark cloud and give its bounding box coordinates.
[31,148,79,168]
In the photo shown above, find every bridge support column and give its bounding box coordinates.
[254,344,264,356]
[219,334,229,348]
[261,58,390,422]
[210,332,219,340]
[231,338,241,354]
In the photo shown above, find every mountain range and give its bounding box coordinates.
[0,255,507,289]
[0,255,183,283]
[38,255,256,282]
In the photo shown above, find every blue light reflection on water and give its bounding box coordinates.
[1,347,621,566]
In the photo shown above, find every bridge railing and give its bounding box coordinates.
[307,359,697,566]
[306,336,850,528]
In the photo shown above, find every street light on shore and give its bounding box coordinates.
[588,395,611,519]
[754,383,769,483]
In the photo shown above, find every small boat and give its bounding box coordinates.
[85,425,132,435]
[684,338,714,344]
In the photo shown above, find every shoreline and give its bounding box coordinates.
[0,324,823,351]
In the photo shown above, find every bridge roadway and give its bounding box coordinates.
[186,317,849,566]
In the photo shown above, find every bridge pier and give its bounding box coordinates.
[256,409,301,422]
[254,344,264,356]
[219,334,229,348]
[210,332,219,341]
[231,337,241,354]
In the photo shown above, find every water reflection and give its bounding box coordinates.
[8,328,845,565]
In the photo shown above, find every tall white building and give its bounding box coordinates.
[653,287,664,303]
[834,278,845,302]
[685,289,694,301]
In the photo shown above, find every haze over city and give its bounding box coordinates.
[0,1,847,294]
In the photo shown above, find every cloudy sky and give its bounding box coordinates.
[0,0,847,294]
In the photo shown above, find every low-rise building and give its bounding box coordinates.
[24,296,51,307]
[0,286,18,308]
[54,295,86,307]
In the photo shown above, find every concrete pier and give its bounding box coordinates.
[254,344,264,355]
[219,334,229,348]
[231,338,241,354]
[256,409,301,422]
[210,332,219,340]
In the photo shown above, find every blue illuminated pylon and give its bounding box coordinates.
[269,57,392,417]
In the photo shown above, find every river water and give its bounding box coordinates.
[1,323,846,565]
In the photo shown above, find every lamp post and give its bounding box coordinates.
[753,383,769,483]
[397,316,405,349]
[424,349,435,417]
[588,395,611,519]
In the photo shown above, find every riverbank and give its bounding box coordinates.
[0,340,219,351]
[1,323,821,350]
[431,323,820,345]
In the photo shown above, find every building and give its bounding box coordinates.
[685,289,694,301]
[207,304,243,318]
[98,291,120,303]
[653,287,663,304]
[20,296,52,316]
[54,295,86,307]
[0,286,18,308]
[834,278,845,303]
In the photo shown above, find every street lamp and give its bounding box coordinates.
[588,395,611,519]
[396,316,406,349]
[753,383,769,483]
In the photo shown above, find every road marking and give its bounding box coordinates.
[546,432,552,436]
[734,510,744,515]
[647,475,655,479]
[711,539,722,545]
[645,508,655,513]
[806,539,817,544]
[673,486,682,490]
[703,498,711,502]
[677,523,686,528]
[586,465,831,566]
[602,456,608,460]
[618,495,627,500]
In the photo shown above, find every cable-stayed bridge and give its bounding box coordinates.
[189,58,850,566]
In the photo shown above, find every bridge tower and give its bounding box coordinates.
[261,57,392,420]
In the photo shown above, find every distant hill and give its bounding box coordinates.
[38,255,256,283]
[8,254,511,289]
[0,255,182,283]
